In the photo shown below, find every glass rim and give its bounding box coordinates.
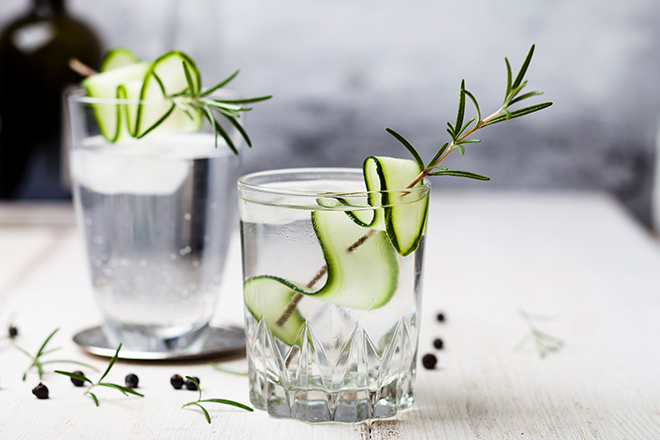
[66,87,241,105]
[237,167,431,199]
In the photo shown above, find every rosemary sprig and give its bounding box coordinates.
[163,64,271,154]
[69,56,271,153]
[16,328,98,381]
[55,343,143,406]
[388,44,552,188]
[514,309,564,357]
[181,376,253,423]
[275,44,552,329]
[209,363,248,376]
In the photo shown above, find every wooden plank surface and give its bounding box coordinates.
[370,191,660,439]
[0,191,659,439]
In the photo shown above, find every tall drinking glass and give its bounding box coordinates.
[67,90,241,352]
[238,168,430,422]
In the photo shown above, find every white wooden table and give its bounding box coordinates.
[1,191,659,439]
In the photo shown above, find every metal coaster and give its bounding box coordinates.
[73,326,245,361]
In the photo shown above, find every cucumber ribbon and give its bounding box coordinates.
[244,157,429,345]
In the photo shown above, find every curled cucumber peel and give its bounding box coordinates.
[244,157,429,345]
[81,50,203,142]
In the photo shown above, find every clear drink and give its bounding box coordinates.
[238,168,429,422]
[70,129,240,352]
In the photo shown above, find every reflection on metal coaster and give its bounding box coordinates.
[73,326,245,361]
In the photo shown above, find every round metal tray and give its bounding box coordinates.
[73,325,245,361]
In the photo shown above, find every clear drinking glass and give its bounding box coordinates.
[67,90,242,352]
[238,168,430,422]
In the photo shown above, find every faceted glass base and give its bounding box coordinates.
[247,316,418,423]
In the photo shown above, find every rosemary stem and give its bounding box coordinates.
[273,105,509,329]
[69,58,96,77]
[274,230,376,326]
[406,106,505,189]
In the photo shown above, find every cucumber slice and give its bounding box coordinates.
[135,51,203,138]
[310,209,398,308]
[316,195,381,229]
[81,62,151,142]
[244,276,306,346]
[363,156,429,256]
[243,208,399,344]
[100,48,139,72]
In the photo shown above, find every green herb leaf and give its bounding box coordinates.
[97,382,144,397]
[89,392,99,407]
[513,44,535,89]
[204,107,238,154]
[457,138,480,144]
[388,44,550,189]
[515,309,564,358]
[196,402,212,424]
[14,345,33,359]
[385,127,424,168]
[199,398,254,412]
[34,328,59,359]
[464,89,481,123]
[215,95,272,104]
[182,61,197,99]
[57,343,144,406]
[199,70,240,97]
[54,370,94,384]
[136,104,176,139]
[186,376,203,401]
[172,99,196,121]
[505,57,513,98]
[209,363,249,376]
[18,328,98,381]
[426,143,449,169]
[39,347,61,357]
[454,117,476,138]
[219,115,252,148]
[455,79,466,136]
[509,90,544,106]
[99,343,121,382]
[41,359,97,370]
[428,169,490,181]
[485,102,553,126]
[182,376,253,424]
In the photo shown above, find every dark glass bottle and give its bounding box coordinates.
[0,0,102,199]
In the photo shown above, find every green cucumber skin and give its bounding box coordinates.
[243,156,430,344]
[99,48,139,72]
[316,196,380,228]
[81,62,151,142]
[139,51,200,100]
[243,207,401,344]
[363,156,430,257]
[310,210,398,309]
[385,195,429,257]
[244,275,307,346]
[244,210,399,312]
[83,51,204,142]
[135,51,203,139]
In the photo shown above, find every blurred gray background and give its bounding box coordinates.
[2,0,660,228]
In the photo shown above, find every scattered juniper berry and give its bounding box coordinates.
[125,373,139,389]
[32,383,49,399]
[70,371,85,387]
[422,354,438,370]
[170,374,184,389]
[185,376,200,391]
